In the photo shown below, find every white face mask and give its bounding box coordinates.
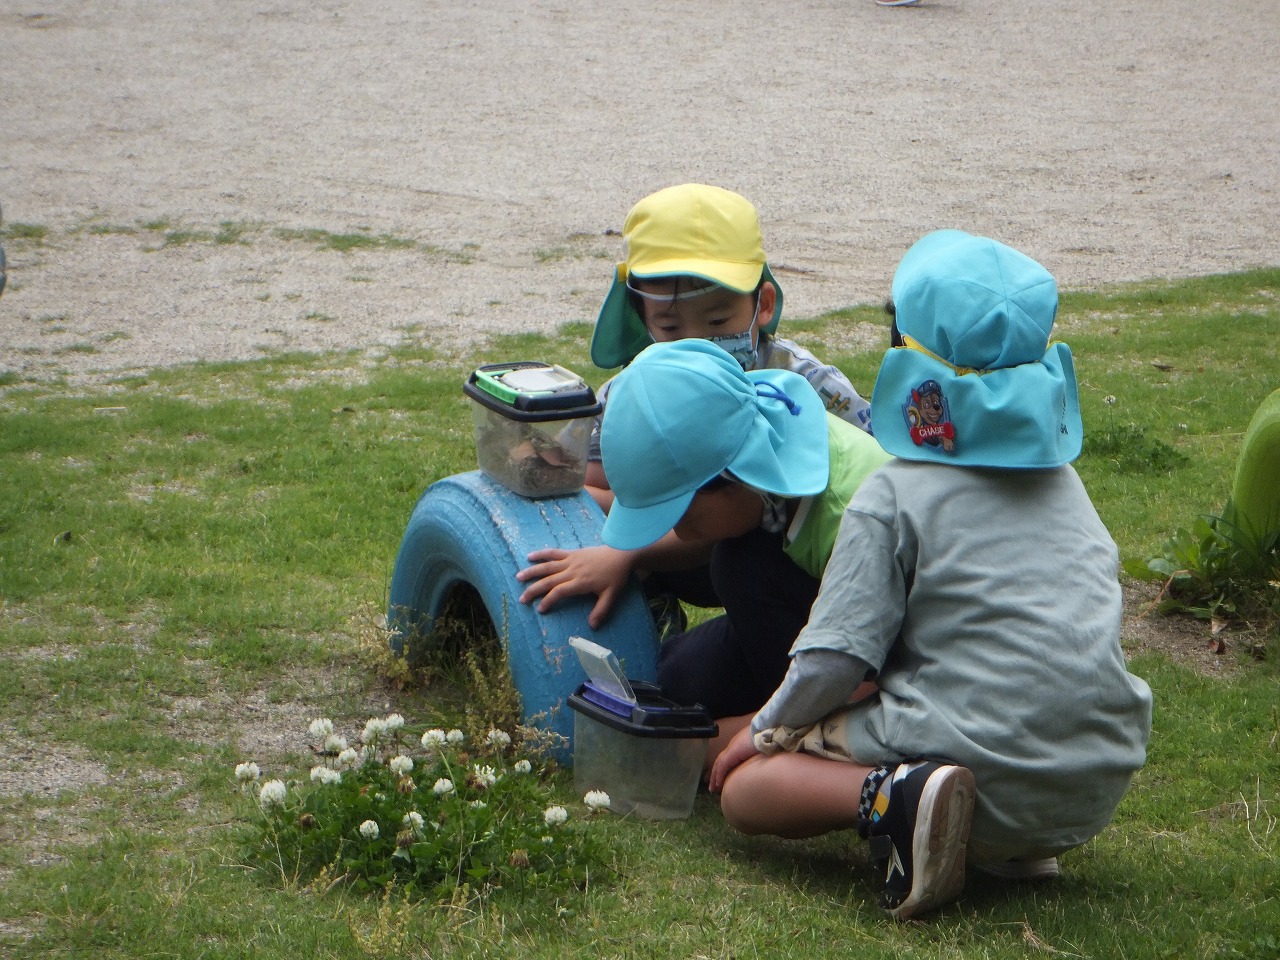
[708,295,762,369]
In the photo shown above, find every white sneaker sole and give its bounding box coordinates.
[974,856,1061,881]
[889,765,975,920]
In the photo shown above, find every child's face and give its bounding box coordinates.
[633,278,775,343]
[672,482,763,542]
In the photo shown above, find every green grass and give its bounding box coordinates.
[1,271,1278,958]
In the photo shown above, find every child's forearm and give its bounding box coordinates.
[751,648,872,741]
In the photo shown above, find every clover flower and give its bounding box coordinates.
[471,764,498,790]
[235,761,261,783]
[433,778,455,796]
[421,728,447,750]
[446,729,465,745]
[337,747,361,768]
[486,728,512,748]
[402,811,426,837]
[323,733,348,754]
[543,805,568,827]
[310,765,341,786]
[259,779,287,809]
[384,713,405,733]
[308,718,334,739]
[389,755,414,776]
[358,819,380,840]
[584,790,611,812]
[513,759,532,775]
[362,717,388,743]
[470,800,488,810]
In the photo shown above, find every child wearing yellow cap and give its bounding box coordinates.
[517,184,874,638]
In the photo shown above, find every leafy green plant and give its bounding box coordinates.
[1140,512,1280,635]
[238,714,611,900]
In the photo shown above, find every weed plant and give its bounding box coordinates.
[0,270,1278,958]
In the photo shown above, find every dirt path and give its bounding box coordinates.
[1,0,1277,384]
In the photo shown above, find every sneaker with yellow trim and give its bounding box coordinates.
[861,760,976,920]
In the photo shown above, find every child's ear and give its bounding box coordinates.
[754,282,778,331]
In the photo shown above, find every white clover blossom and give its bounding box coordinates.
[308,718,334,739]
[543,805,569,827]
[446,729,465,745]
[433,778,455,796]
[362,717,389,743]
[584,789,611,811]
[1104,395,1117,406]
[323,733,348,754]
[310,765,341,785]
[469,800,488,809]
[472,764,498,789]
[384,713,405,732]
[402,811,426,836]
[421,728,447,750]
[258,779,287,809]
[337,747,361,768]
[360,744,378,763]
[513,759,532,775]
[358,819,380,840]
[486,728,512,748]
[235,761,261,782]
[389,754,414,776]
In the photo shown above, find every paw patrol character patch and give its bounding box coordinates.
[902,379,956,452]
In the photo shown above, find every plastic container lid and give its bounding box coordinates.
[568,681,719,739]
[463,362,601,422]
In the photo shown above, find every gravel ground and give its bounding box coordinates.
[1,0,1278,385]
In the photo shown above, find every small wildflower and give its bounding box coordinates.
[513,759,532,775]
[308,718,334,739]
[358,819,380,840]
[543,805,568,827]
[1104,395,1117,406]
[234,761,261,783]
[259,779,287,809]
[310,765,342,786]
[323,733,348,754]
[433,778,455,796]
[403,811,425,836]
[470,764,498,790]
[509,849,530,868]
[362,717,388,743]
[446,729,465,745]
[584,789,610,812]
[486,728,512,748]
[384,713,406,732]
[421,728,447,750]
[360,744,378,763]
[389,755,414,776]
[297,813,317,830]
[397,775,416,794]
[470,800,488,809]
[337,747,361,768]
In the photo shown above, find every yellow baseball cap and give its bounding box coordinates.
[590,184,784,369]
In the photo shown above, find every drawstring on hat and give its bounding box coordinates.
[756,382,802,416]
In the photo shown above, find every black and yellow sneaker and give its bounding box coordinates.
[860,760,975,920]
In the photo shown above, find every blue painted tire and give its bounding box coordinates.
[387,471,659,760]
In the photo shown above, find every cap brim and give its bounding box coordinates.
[601,487,697,550]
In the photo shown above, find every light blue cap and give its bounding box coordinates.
[871,230,1083,469]
[600,339,829,550]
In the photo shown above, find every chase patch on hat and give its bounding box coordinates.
[902,379,956,453]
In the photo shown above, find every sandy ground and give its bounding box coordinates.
[1,0,1278,385]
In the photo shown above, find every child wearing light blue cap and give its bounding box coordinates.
[596,338,890,722]
[708,231,1154,921]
